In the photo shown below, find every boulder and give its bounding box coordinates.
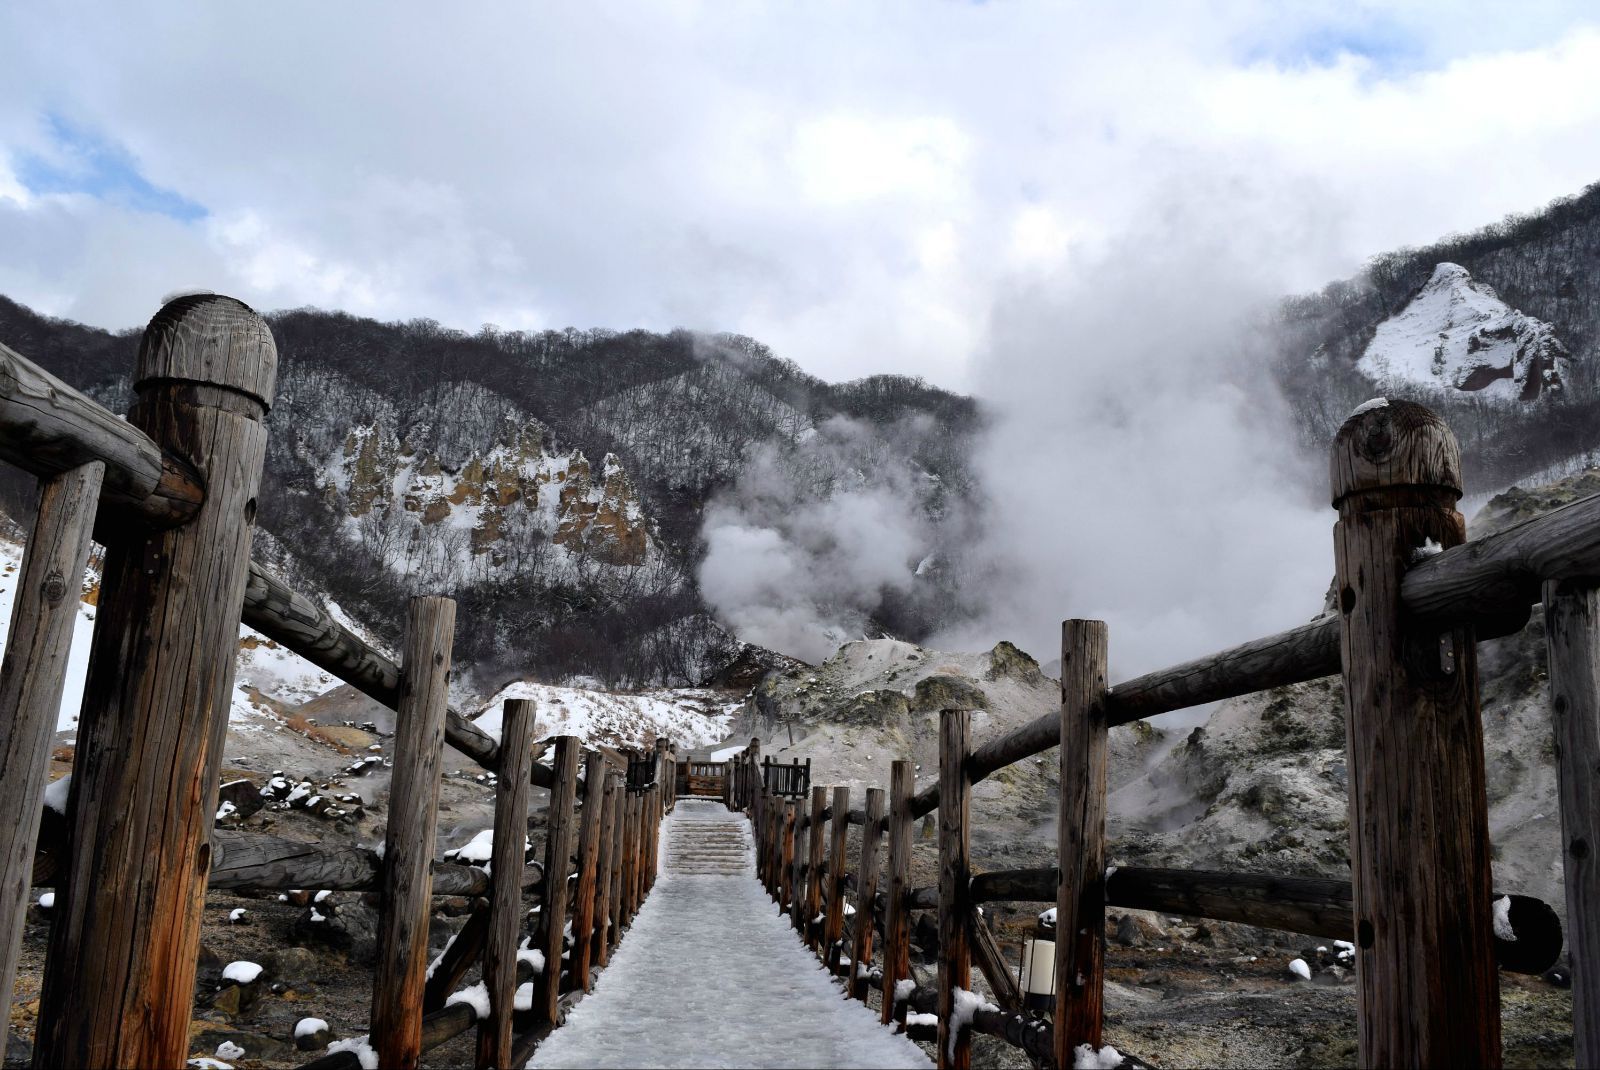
[910,674,989,713]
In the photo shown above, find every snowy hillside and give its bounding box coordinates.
[1356,262,1570,402]
[471,681,737,751]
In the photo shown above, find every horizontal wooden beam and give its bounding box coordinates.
[240,562,542,782]
[907,492,1600,819]
[948,866,1560,975]
[0,340,204,532]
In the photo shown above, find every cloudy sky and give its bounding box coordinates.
[4,2,1600,390]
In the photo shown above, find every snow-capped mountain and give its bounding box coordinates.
[1356,262,1570,402]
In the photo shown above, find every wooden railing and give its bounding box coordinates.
[737,399,1600,1070]
[0,296,678,1068]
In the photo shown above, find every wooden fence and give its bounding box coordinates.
[737,399,1600,1070]
[0,296,677,1068]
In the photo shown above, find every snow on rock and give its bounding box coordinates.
[1493,895,1516,941]
[473,682,735,751]
[43,775,70,814]
[1357,262,1570,402]
[1074,1043,1127,1070]
[37,892,54,910]
[221,961,263,985]
[326,1036,378,1070]
[295,1018,329,1038]
[187,1060,232,1070]
[529,800,930,1069]
[213,1041,246,1060]
[514,980,535,1012]
[1288,957,1312,980]
[1350,397,1389,416]
[948,988,998,1059]
[445,981,492,1020]
[227,908,248,924]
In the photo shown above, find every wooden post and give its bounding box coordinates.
[790,801,807,932]
[781,801,798,913]
[567,751,606,995]
[536,736,580,1024]
[1543,578,1600,1067]
[590,771,620,968]
[0,462,103,1014]
[620,790,639,923]
[369,596,456,1070]
[805,785,828,950]
[881,760,914,1026]
[34,297,276,1069]
[1331,399,1498,1068]
[938,709,973,1070]
[605,775,627,954]
[476,697,535,1069]
[825,785,851,975]
[850,787,887,1000]
[644,784,660,895]
[1054,619,1109,1066]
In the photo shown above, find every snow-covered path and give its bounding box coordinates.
[528,799,932,1070]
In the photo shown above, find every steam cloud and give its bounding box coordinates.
[701,185,1349,677]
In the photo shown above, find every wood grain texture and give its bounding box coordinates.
[969,907,1022,1012]
[1332,401,1499,1069]
[937,709,972,1070]
[537,736,580,1024]
[34,295,276,1070]
[805,785,828,951]
[824,785,850,974]
[371,596,455,1070]
[568,751,607,994]
[1055,619,1109,1065]
[589,772,621,968]
[204,829,526,896]
[880,761,914,1025]
[477,698,535,1069]
[423,904,490,1013]
[1542,578,1600,1066]
[603,775,627,958]
[781,800,798,914]
[619,790,638,926]
[848,788,885,1000]
[0,462,102,1014]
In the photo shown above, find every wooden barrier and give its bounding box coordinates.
[569,751,607,993]
[880,760,914,1026]
[477,696,535,1069]
[591,772,621,968]
[371,596,455,1070]
[35,297,276,1069]
[824,785,850,975]
[805,785,827,950]
[849,787,886,1000]
[937,709,972,1070]
[0,461,102,1011]
[537,737,581,1025]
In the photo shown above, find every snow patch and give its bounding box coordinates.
[1074,1043,1126,1070]
[295,1017,329,1039]
[1288,957,1312,980]
[1493,895,1516,942]
[326,1036,378,1070]
[446,981,492,1020]
[221,961,263,985]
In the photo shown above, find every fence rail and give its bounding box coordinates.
[0,298,679,1068]
[732,397,1599,1070]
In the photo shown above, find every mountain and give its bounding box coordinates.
[0,299,981,689]
[1355,262,1570,402]
[1274,180,1600,494]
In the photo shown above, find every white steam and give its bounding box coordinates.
[697,416,935,663]
[935,190,1337,677]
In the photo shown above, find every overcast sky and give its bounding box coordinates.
[3,2,1600,390]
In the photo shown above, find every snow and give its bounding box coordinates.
[948,988,998,1059]
[1039,907,1057,925]
[445,828,498,866]
[474,681,735,752]
[1357,263,1569,403]
[906,1012,937,1028]
[446,981,492,1020]
[709,744,744,762]
[1288,957,1312,980]
[514,981,535,1012]
[42,775,70,814]
[221,961,263,984]
[528,800,930,1069]
[37,892,54,909]
[214,1041,246,1059]
[1350,397,1389,416]
[228,908,247,923]
[1493,895,1516,941]
[1412,537,1444,563]
[187,1060,232,1070]
[295,1018,329,1039]
[326,1036,378,1070]
[0,541,94,730]
[1074,1043,1126,1070]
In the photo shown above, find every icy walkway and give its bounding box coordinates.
[528,799,932,1070]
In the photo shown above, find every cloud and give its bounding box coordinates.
[0,4,1598,387]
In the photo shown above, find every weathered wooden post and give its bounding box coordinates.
[477,697,535,1070]
[620,789,640,923]
[1054,619,1110,1067]
[1543,578,1600,1066]
[805,785,828,950]
[824,785,851,975]
[370,596,457,1069]
[536,736,580,1024]
[644,783,660,894]
[850,786,887,1000]
[780,800,798,912]
[568,751,607,994]
[1332,399,1499,1067]
[591,771,621,968]
[938,709,973,1070]
[880,760,914,1026]
[790,802,808,932]
[605,775,627,954]
[0,461,102,1012]
[35,296,276,1069]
